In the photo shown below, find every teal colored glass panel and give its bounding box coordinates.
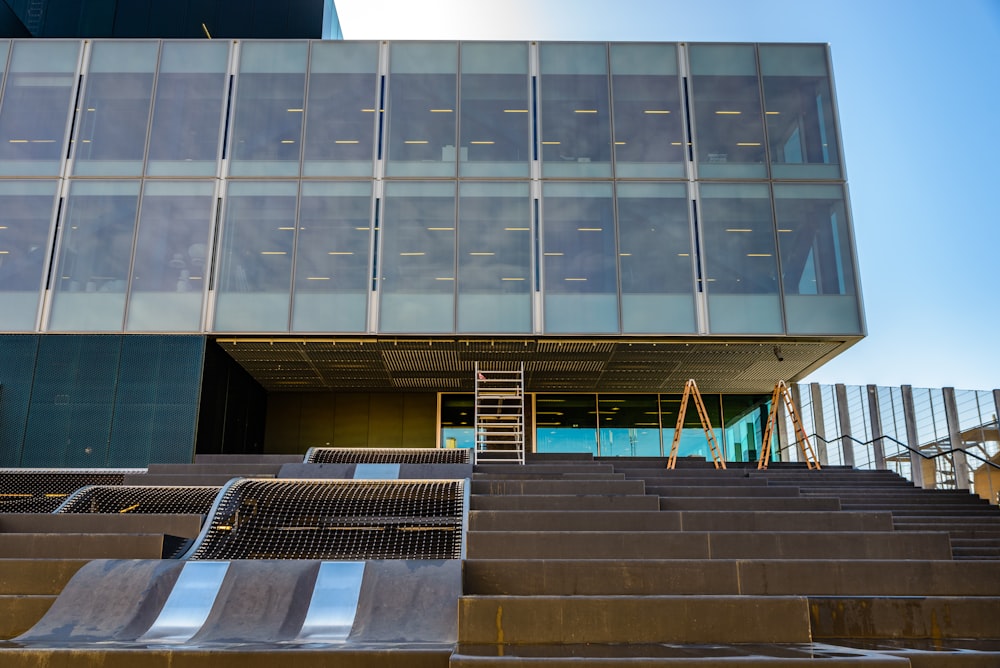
[457,182,531,333]
[230,42,308,177]
[73,41,158,176]
[303,41,379,177]
[616,182,695,333]
[146,41,230,176]
[459,42,530,177]
[699,183,782,334]
[0,40,80,176]
[126,181,215,332]
[49,181,140,332]
[535,395,598,455]
[598,395,662,457]
[661,393,725,461]
[539,43,612,178]
[214,181,297,332]
[379,182,456,333]
[386,42,458,177]
[688,44,767,179]
[542,183,618,334]
[0,181,58,331]
[610,43,685,178]
[760,44,842,179]
[292,182,372,332]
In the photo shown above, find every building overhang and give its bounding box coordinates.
[215,336,861,394]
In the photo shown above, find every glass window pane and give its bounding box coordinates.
[459,42,530,177]
[49,181,140,331]
[598,394,662,457]
[292,182,372,332]
[126,181,215,332]
[539,43,612,178]
[775,184,861,334]
[0,180,58,330]
[760,44,841,179]
[457,182,531,333]
[385,42,458,177]
[72,41,157,176]
[542,182,618,333]
[0,40,80,176]
[689,44,767,178]
[535,394,598,455]
[379,181,456,333]
[662,393,724,459]
[700,183,782,333]
[0,40,8,77]
[616,182,695,333]
[610,43,685,178]
[214,182,296,331]
[229,42,307,177]
[146,41,230,176]
[303,41,379,177]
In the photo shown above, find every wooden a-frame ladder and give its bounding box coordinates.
[667,379,726,470]
[756,380,821,470]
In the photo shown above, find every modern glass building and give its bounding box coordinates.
[0,38,866,466]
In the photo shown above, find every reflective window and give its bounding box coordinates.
[146,41,230,177]
[775,184,861,334]
[459,42,530,177]
[292,182,372,332]
[723,394,772,462]
[457,182,531,333]
[214,182,296,331]
[539,43,612,178]
[385,42,458,177]
[699,183,782,333]
[662,393,724,459]
[49,181,140,331]
[440,393,475,449]
[72,41,157,176]
[599,395,662,456]
[616,183,695,333]
[229,42,307,177]
[379,182,456,333]
[689,44,767,178]
[535,394,598,455]
[760,44,841,179]
[0,40,7,74]
[126,181,215,332]
[542,182,618,333]
[610,43,685,178]
[0,180,58,331]
[0,40,80,176]
[303,41,379,177]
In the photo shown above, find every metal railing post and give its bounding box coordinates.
[835,384,855,467]
[900,385,927,488]
[809,383,829,465]
[943,387,971,490]
[867,384,886,470]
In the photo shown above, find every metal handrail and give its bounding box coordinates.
[778,432,1000,471]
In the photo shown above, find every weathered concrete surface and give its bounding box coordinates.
[0,534,163,559]
[350,560,461,643]
[809,597,1000,639]
[0,595,56,639]
[0,559,90,595]
[0,514,203,538]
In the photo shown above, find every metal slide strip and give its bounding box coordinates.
[354,463,400,479]
[296,561,366,642]
[139,561,230,643]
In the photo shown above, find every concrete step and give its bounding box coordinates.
[659,497,841,511]
[470,495,660,511]
[470,480,645,496]
[469,510,894,533]
[463,559,1000,596]
[0,647,453,667]
[474,465,616,475]
[809,596,1000,639]
[465,531,952,560]
[646,485,801,497]
[474,473,625,481]
[622,475,770,486]
[122,473,273,486]
[0,514,203,538]
[0,595,57,639]
[0,559,90,595]
[0,534,163,559]
[458,595,812,644]
[147,463,286,475]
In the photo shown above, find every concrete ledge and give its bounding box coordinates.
[0,534,164,559]
[123,474,269,486]
[809,596,1000,639]
[660,497,841,511]
[459,595,812,644]
[678,510,894,532]
[469,510,682,532]
[471,480,645,496]
[0,514,203,539]
[0,559,90,595]
[466,531,709,559]
[278,463,473,480]
[709,531,953,561]
[471,495,660,511]
[0,595,56,639]
[647,485,801,497]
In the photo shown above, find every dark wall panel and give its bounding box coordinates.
[196,339,266,456]
[0,335,39,464]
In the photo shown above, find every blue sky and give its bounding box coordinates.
[335,0,1000,390]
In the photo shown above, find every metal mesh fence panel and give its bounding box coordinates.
[305,447,471,465]
[0,469,138,513]
[57,484,220,515]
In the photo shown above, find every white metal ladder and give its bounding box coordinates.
[473,363,525,465]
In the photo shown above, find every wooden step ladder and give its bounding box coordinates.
[474,362,525,465]
[667,379,726,469]
[757,380,821,470]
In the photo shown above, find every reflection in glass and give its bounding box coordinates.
[146,41,230,176]
[760,44,841,179]
[229,42,307,177]
[689,45,767,178]
[610,43,685,178]
[379,182,456,332]
[49,181,140,331]
[0,181,58,330]
[303,41,379,177]
[0,41,80,176]
[73,41,157,176]
[723,394,771,462]
[214,182,296,331]
[459,42,530,177]
[616,183,695,333]
[539,43,612,178]
[599,395,661,456]
[775,184,861,334]
[386,43,458,177]
[457,182,531,333]
[126,182,215,331]
[699,183,782,333]
[440,394,475,449]
[542,182,618,333]
[535,395,598,455]
[292,182,371,332]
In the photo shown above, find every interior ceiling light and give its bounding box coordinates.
[542,141,561,145]
[504,227,530,231]
[429,109,453,113]
[328,251,354,255]
[726,228,752,233]
[765,110,781,115]
[577,227,602,232]
[574,109,598,113]
[404,140,429,144]
[715,110,741,115]
[470,141,494,145]
[400,252,425,256]
[280,140,296,144]
[778,229,793,233]
[335,140,359,144]
[644,110,671,114]
[504,109,529,113]
[737,142,761,146]
[747,253,772,257]
[287,108,304,112]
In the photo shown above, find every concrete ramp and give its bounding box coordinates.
[17,559,460,646]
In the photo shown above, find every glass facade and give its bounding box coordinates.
[0,39,860,338]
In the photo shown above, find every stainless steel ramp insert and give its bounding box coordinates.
[139,561,230,643]
[296,561,366,642]
[354,464,400,479]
